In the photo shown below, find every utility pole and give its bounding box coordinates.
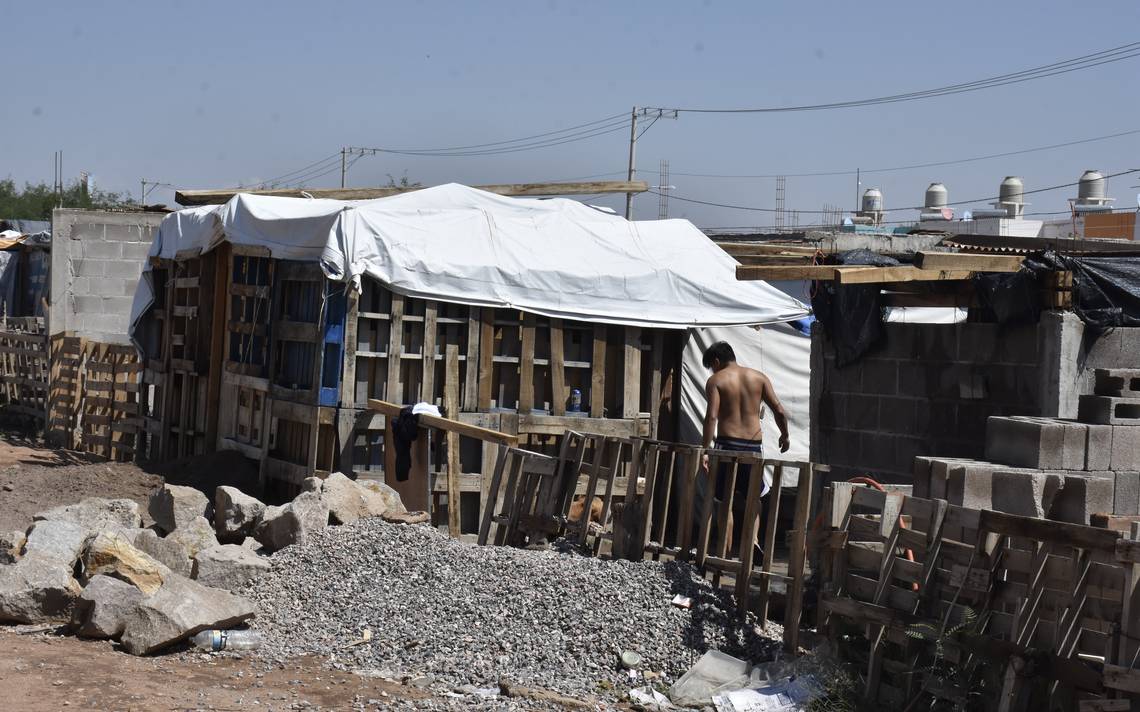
[141,179,146,208]
[625,106,638,220]
[340,147,348,188]
[855,167,861,211]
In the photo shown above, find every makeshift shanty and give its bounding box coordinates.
[127,185,807,513]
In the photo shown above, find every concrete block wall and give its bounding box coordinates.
[50,210,162,344]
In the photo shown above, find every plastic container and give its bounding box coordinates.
[667,650,751,707]
[568,389,582,412]
[190,629,263,651]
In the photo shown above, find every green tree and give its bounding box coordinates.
[0,179,131,221]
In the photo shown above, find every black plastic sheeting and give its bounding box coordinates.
[811,250,899,366]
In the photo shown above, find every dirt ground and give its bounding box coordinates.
[0,436,524,712]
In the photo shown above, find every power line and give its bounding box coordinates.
[369,112,627,153]
[660,41,1140,113]
[258,153,342,186]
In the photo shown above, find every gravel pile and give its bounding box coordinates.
[245,518,781,698]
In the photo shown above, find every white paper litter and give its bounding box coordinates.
[711,675,822,712]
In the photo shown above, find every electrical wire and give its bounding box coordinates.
[668,41,1140,113]
[257,153,342,187]
[359,116,647,157]
[366,111,628,153]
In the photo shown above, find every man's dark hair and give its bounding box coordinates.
[702,341,736,368]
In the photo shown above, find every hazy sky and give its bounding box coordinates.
[4,1,1140,227]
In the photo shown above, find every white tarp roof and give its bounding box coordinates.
[129,184,807,339]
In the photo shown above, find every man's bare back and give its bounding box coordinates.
[701,342,789,453]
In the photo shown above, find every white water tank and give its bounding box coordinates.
[861,188,884,213]
[1077,170,1107,204]
[924,182,948,210]
[999,176,1025,206]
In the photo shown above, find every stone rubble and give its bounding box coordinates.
[245,518,781,698]
[149,484,213,535]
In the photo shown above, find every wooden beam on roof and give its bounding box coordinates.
[175,180,649,206]
[718,242,821,257]
[914,251,1024,272]
[735,265,838,281]
[835,266,973,284]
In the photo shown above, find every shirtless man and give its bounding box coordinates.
[700,340,789,550]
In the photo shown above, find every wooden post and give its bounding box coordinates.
[478,308,494,410]
[463,307,480,411]
[421,300,438,404]
[590,325,606,418]
[519,314,535,414]
[549,318,566,416]
[622,326,641,419]
[757,464,784,625]
[386,294,405,403]
[735,460,765,617]
[783,464,813,654]
[648,330,663,438]
[340,288,359,408]
[445,344,461,538]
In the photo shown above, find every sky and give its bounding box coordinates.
[3,1,1140,228]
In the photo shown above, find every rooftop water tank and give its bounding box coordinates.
[924,182,948,210]
[1077,170,1107,204]
[999,176,1025,206]
[861,188,884,213]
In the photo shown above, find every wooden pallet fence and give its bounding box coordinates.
[614,438,816,654]
[0,321,49,424]
[818,484,1140,710]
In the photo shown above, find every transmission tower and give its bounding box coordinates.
[658,159,670,220]
[774,176,786,232]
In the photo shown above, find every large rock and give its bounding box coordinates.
[0,557,83,623]
[128,529,193,577]
[254,492,328,553]
[119,573,257,655]
[34,498,142,531]
[358,480,406,516]
[0,529,25,564]
[214,486,266,543]
[192,544,270,592]
[21,520,89,565]
[321,472,374,525]
[166,516,219,559]
[81,532,170,595]
[71,574,144,639]
[149,485,212,535]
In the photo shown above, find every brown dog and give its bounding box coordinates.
[568,495,603,525]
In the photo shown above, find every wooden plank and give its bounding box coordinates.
[516,415,638,437]
[549,318,566,416]
[590,326,606,418]
[1104,664,1140,694]
[784,466,813,654]
[421,301,438,403]
[622,327,641,419]
[836,266,974,285]
[386,294,405,402]
[176,180,650,206]
[478,308,494,410]
[915,251,1025,272]
[478,445,510,545]
[368,399,518,447]
[648,330,664,439]
[463,307,480,412]
[1118,523,1140,675]
[735,458,765,618]
[519,314,535,414]
[445,344,461,539]
[735,265,838,282]
[275,320,320,342]
[980,509,1122,553]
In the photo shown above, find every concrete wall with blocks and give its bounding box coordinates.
[810,311,1140,484]
[50,210,162,343]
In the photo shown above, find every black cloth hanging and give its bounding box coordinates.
[393,406,420,482]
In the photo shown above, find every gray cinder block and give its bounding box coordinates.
[1095,368,1140,398]
[1113,471,1140,516]
[1086,425,1113,471]
[1078,395,1140,426]
[1048,474,1115,525]
[991,470,1064,519]
[984,416,1072,470]
[1111,427,1140,472]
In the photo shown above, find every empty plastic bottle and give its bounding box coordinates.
[190,629,263,651]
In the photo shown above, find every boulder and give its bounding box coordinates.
[0,529,25,564]
[301,476,323,494]
[128,529,193,577]
[71,574,144,639]
[358,480,406,516]
[81,532,170,595]
[34,497,142,531]
[214,486,266,543]
[166,516,219,560]
[22,520,89,565]
[192,544,270,592]
[381,510,430,525]
[254,492,328,553]
[321,472,373,524]
[0,557,83,623]
[149,485,212,535]
[119,573,257,655]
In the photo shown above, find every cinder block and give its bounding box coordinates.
[72,295,103,315]
[119,279,139,297]
[72,259,105,277]
[102,296,134,314]
[1111,427,1140,471]
[946,461,995,510]
[81,241,122,260]
[104,260,142,280]
[120,241,154,260]
[991,470,1063,519]
[1114,471,1140,516]
[87,277,127,298]
[1049,474,1115,525]
[1095,369,1140,398]
[913,456,935,500]
[1078,395,1140,426]
[103,224,149,242]
[1086,424,1113,470]
[926,457,978,501]
[984,416,1068,469]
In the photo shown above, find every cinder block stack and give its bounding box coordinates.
[912,368,1140,525]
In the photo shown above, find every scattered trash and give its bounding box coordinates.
[668,650,752,707]
[630,685,674,709]
[621,651,643,670]
[348,628,373,647]
[190,628,263,651]
[671,595,693,609]
[711,674,822,712]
